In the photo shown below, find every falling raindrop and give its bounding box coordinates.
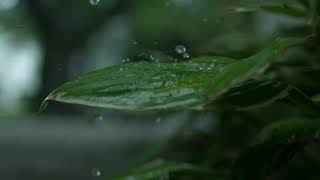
[57,63,62,72]
[165,1,172,7]
[175,45,187,55]
[90,0,100,6]
[95,115,103,121]
[156,117,162,123]
[91,168,102,177]
[203,18,208,23]
[126,176,136,180]
[121,58,131,63]
[120,56,127,63]
[119,68,124,72]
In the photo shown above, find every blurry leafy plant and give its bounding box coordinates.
[111,160,230,180]
[42,0,320,179]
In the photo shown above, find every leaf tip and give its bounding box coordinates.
[38,95,52,113]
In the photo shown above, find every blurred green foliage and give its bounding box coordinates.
[1,0,320,179]
[39,0,320,179]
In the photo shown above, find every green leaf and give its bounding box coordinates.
[209,80,290,110]
[41,38,305,111]
[111,160,230,180]
[256,118,320,144]
[41,56,235,111]
[287,87,320,116]
[233,118,320,180]
[206,38,306,101]
[233,1,308,18]
[312,94,320,103]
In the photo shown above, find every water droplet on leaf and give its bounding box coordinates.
[207,64,214,70]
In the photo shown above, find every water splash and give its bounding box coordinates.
[175,45,190,59]
[182,53,190,59]
[175,45,186,55]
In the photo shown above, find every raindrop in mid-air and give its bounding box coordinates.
[95,115,103,121]
[91,168,102,177]
[156,117,162,123]
[90,0,100,6]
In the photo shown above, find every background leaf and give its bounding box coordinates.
[287,87,320,117]
[206,38,306,100]
[111,160,230,180]
[210,80,290,110]
[233,118,320,180]
[233,0,309,18]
